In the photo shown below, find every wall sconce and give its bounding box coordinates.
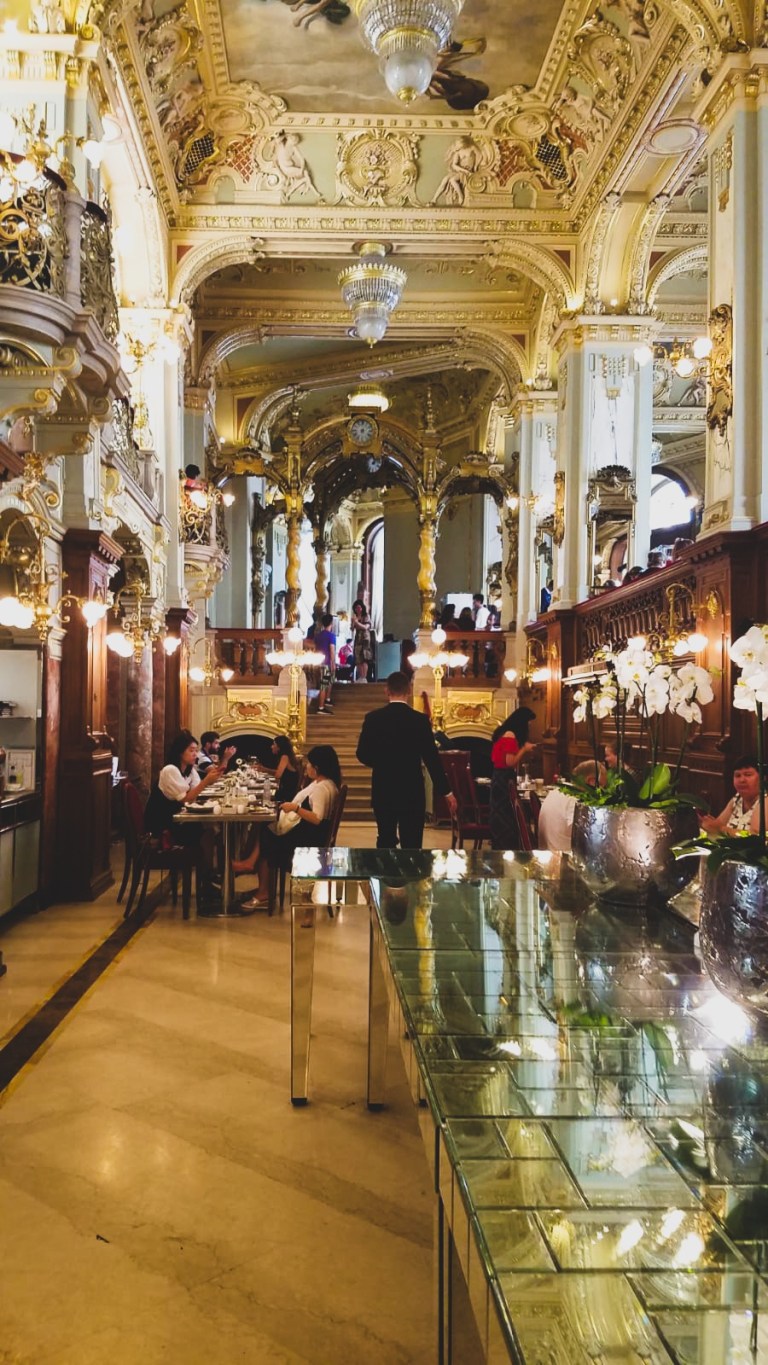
[505,492,540,514]
[521,637,549,686]
[163,634,181,656]
[624,583,718,659]
[0,513,108,639]
[188,635,235,686]
[106,575,162,660]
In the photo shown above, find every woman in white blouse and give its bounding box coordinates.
[145,730,235,836]
[240,744,341,911]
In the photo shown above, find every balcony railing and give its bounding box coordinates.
[213,629,283,680]
[80,203,119,342]
[438,631,507,684]
[0,156,67,295]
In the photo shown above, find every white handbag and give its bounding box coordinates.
[276,807,302,835]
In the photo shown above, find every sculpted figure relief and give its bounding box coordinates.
[28,0,67,32]
[432,137,485,207]
[269,132,321,201]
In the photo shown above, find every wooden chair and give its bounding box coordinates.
[268,783,349,917]
[123,787,196,919]
[509,788,533,853]
[444,751,491,850]
[527,790,542,847]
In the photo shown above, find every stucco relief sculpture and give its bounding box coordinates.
[336,131,419,208]
[254,131,322,201]
[431,137,491,207]
[706,303,732,438]
[28,0,67,33]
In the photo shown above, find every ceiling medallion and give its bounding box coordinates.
[338,242,407,347]
[352,0,464,104]
[644,120,703,156]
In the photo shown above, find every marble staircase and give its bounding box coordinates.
[304,682,389,820]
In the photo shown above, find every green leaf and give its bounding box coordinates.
[638,763,673,802]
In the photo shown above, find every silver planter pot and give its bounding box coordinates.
[700,861,768,1016]
[571,804,699,905]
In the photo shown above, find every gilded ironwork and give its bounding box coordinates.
[0,156,66,295]
[80,205,120,342]
[108,399,141,483]
[553,470,565,546]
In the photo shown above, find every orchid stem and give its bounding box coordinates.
[758,701,766,852]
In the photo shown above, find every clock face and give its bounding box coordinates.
[348,415,377,447]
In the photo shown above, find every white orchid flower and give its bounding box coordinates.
[734,678,761,712]
[730,626,768,671]
[644,678,670,716]
[593,691,617,718]
[672,698,702,724]
[573,703,587,724]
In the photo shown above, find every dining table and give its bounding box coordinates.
[174,792,275,916]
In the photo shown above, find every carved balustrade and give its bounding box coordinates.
[213,628,283,681]
[80,203,119,342]
[441,631,506,685]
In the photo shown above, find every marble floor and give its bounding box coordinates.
[0,822,451,1363]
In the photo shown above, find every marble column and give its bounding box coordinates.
[125,643,154,797]
[56,529,122,900]
[550,317,653,607]
[151,636,166,782]
[697,54,768,534]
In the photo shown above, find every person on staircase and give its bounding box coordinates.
[316,612,336,713]
[356,671,458,849]
[352,600,372,682]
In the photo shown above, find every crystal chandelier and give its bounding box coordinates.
[353,0,464,103]
[338,242,407,347]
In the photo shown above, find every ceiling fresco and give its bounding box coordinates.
[219,0,565,114]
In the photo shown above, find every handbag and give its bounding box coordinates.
[276,807,302,835]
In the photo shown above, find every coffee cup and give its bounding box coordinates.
[236,801,247,814]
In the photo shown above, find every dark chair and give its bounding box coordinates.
[509,789,533,852]
[123,784,196,919]
[443,751,491,850]
[527,790,542,847]
[117,780,144,903]
[269,783,349,916]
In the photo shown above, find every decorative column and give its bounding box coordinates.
[313,535,329,616]
[56,529,122,900]
[550,317,653,606]
[250,492,274,628]
[417,493,438,628]
[697,55,768,534]
[285,493,303,626]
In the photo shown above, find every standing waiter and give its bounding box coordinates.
[356,671,457,848]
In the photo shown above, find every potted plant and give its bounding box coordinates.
[562,640,715,904]
[677,624,768,1014]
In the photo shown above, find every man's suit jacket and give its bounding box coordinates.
[356,702,451,810]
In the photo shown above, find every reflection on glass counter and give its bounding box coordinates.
[366,868,768,1364]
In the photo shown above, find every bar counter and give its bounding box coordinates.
[294,850,768,1363]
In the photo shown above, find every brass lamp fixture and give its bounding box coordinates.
[520,637,549,687]
[352,0,464,103]
[0,513,108,639]
[338,242,407,347]
[634,336,712,377]
[188,636,235,687]
[106,574,162,660]
[410,627,469,731]
[348,384,389,413]
[266,625,325,746]
[624,582,718,660]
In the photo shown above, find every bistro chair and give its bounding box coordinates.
[268,783,349,917]
[117,780,145,903]
[123,783,196,920]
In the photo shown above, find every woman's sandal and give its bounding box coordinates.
[241,895,268,910]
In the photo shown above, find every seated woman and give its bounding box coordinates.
[240,744,341,910]
[457,606,476,633]
[233,735,301,874]
[489,707,537,850]
[604,738,637,781]
[700,755,763,835]
[143,730,234,896]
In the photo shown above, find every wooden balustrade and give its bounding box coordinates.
[213,628,282,681]
[441,631,506,684]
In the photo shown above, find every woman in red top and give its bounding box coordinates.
[490,707,537,849]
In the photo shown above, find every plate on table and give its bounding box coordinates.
[192,801,217,812]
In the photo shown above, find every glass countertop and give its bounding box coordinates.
[370,874,768,1364]
[290,846,567,884]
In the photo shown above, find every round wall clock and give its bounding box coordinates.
[347,415,378,447]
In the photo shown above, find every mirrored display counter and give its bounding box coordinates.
[293,850,768,1364]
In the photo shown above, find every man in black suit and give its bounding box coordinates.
[356,671,457,848]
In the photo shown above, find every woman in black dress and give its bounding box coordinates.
[232,734,301,874]
[241,745,342,910]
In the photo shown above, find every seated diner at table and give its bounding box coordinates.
[239,744,341,911]
[489,707,537,850]
[699,754,763,835]
[143,730,235,897]
[232,735,301,874]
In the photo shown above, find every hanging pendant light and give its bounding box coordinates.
[338,242,407,347]
[353,0,464,103]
